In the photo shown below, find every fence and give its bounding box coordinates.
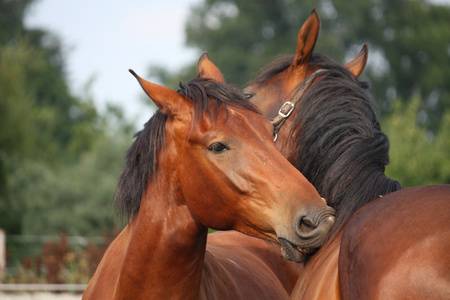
[0,230,4,282]
[0,229,115,290]
[0,283,87,292]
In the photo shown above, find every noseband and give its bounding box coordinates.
[271,69,327,141]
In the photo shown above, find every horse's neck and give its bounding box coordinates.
[113,179,208,299]
[291,233,343,300]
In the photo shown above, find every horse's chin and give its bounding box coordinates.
[279,238,316,263]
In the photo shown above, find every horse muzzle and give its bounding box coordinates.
[278,206,335,262]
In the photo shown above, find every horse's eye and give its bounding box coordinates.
[244,93,253,100]
[209,142,229,154]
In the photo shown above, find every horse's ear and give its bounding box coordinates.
[197,52,225,83]
[344,44,368,78]
[293,9,320,67]
[129,69,184,115]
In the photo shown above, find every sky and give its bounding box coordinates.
[26,0,201,127]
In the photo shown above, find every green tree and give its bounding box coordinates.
[0,0,100,164]
[0,41,135,234]
[0,0,135,235]
[330,0,450,130]
[385,96,450,186]
[0,0,33,45]
[0,39,109,233]
[6,123,131,236]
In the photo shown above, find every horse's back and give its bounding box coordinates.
[201,231,303,299]
[340,185,450,300]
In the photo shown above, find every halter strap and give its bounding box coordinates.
[271,69,327,141]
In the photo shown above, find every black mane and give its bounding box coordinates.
[115,77,259,221]
[254,53,402,237]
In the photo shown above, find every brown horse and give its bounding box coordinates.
[243,9,450,299]
[82,53,335,299]
[340,185,450,299]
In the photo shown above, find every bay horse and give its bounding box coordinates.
[340,185,450,299]
[82,53,335,299]
[243,9,450,299]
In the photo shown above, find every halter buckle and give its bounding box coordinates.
[278,101,295,118]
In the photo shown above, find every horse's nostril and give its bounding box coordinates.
[299,217,316,234]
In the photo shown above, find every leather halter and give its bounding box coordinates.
[271,69,327,141]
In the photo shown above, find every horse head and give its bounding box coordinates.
[127,53,335,262]
[243,9,400,237]
[244,9,368,123]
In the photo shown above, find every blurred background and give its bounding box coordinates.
[1,0,449,297]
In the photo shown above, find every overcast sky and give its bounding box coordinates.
[26,0,200,127]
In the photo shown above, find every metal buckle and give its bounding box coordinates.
[278,101,295,118]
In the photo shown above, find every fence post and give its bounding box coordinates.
[0,229,4,282]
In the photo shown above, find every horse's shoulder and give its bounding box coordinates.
[339,185,450,299]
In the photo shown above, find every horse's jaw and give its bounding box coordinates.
[279,238,316,263]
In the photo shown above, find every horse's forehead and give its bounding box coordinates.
[193,107,269,138]
[172,107,234,139]
[206,107,257,132]
[228,108,273,140]
[227,106,266,125]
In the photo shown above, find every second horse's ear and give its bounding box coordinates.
[197,52,225,83]
[129,69,186,116]
[292,9,320,67]
[344,44,369,78]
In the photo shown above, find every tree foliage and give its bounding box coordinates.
[385,96,450,186]
[5,130,130,236]
[0,0,134,235]
[0,0,33,45]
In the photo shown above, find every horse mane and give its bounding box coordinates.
[253,53,402,238]
[115,76,259,221]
